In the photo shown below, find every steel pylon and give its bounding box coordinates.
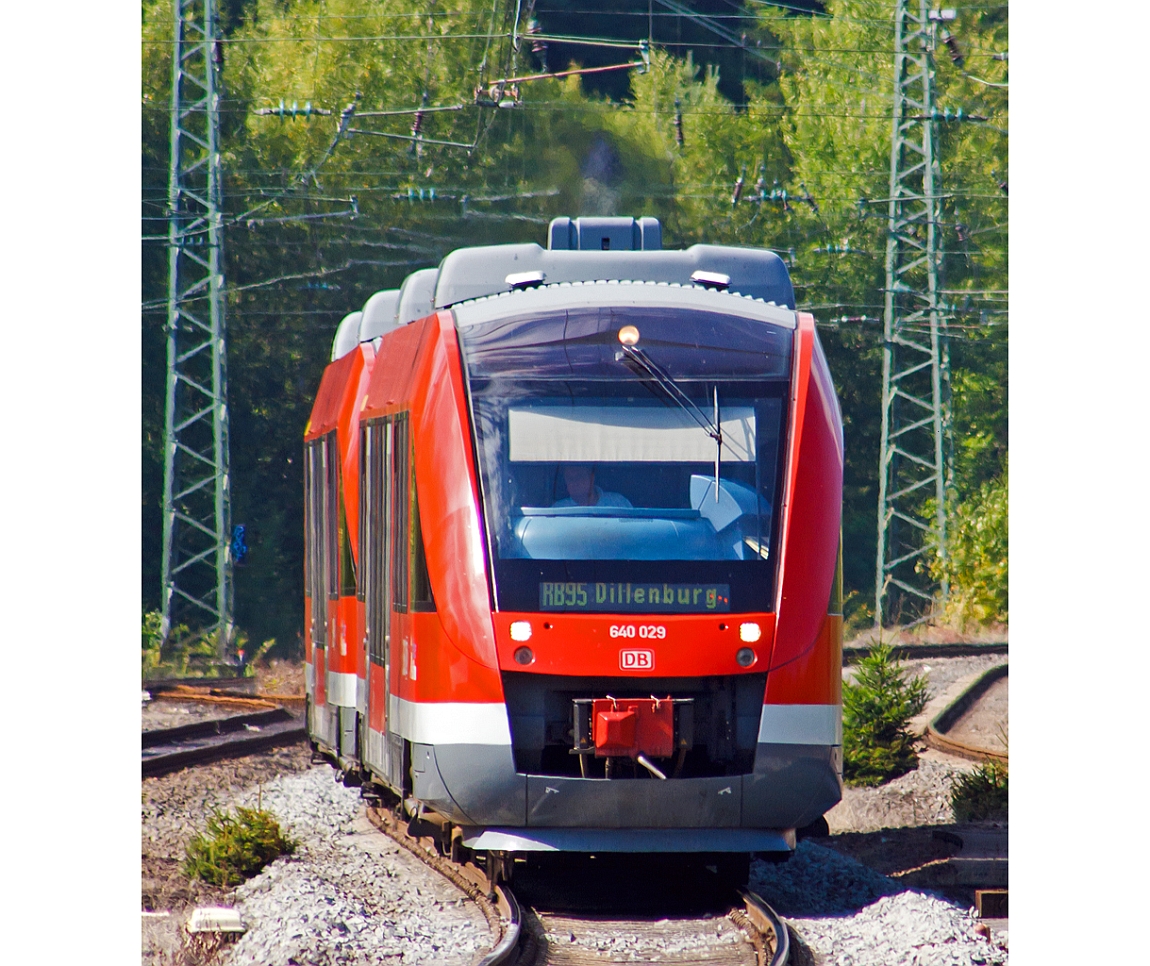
[161,0,233,653]
[874,0,951,627]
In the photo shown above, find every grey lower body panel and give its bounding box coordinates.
[526,774,743,828]
[741,742,843,830]
[425,739,841,836]
[460,826,795,853]
[309,700,339,751]
[413,743,525,826]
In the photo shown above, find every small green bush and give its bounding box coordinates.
[183,807,296,887]
[142,611,164,671]
[950,760,1008,822]
[842,642,929,786]
[928,464,1008,627]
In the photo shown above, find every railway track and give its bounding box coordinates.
[362,792,788,965]
[141,706,307,777]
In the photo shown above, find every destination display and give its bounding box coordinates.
[539,581,731,613]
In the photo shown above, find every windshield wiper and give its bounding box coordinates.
[615,342,723,501]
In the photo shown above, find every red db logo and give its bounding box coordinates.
[620,649,654,670]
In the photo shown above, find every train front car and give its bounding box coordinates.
[356,217,843,863]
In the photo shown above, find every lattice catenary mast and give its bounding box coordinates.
[161,0,233,652]
[874,2,953,627]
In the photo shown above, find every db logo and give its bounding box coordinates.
[620,649,654,670]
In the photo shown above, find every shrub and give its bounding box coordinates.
[928,463,1008,627]
[950,760,1008,822]
[183,807,296,887]
[142,610,164,671]
[842,642,929,786]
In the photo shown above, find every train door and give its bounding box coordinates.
[304,436,333,742]
[387,414,411,791]
[363,415,409,792]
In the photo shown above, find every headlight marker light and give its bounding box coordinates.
[510,621,533,642]
[736,647,757,667]
[513,647,535,666]
[739,622,762,643]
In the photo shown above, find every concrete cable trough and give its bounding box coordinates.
[926,664,1008,763]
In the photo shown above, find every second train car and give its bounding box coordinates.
[304,216,843,875]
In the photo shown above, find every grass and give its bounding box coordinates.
[950,759,1008,822]
[183,806,296,888]
[842,641,929,786]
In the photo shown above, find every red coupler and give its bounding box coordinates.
[592,697,674,759]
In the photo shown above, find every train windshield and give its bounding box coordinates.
[457,304,792,613]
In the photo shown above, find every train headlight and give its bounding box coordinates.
[510,621,533,641]
[513,646,535,666]
[739,622,762,643]
[736,647,757,667]
[617,325,641,346]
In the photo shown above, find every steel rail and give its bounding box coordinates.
[737,889,790,966]
[842,641,1007,665]
[365,804,521,964]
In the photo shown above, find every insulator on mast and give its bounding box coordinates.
[941,31,964,67]
[731,166,746,206]
[410,94,428,138]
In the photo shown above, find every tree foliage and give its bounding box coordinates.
[929,462,1008,627]
[141,1,1008,649]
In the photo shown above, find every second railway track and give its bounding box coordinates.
[142,706,307,777]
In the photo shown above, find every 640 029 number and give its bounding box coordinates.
[609,624,666,639]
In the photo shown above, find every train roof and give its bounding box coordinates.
[328,218,796,357]
[450,277,798,330]
[425,215,793,310]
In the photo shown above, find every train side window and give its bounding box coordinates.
[357,424,369,605]
[303,440,312,601]
[307,439,327,645]
[325,432,340,601]
[338,497,356,598]
[411,486,435,612]
[365,419,392,665]
[391,413,410,613]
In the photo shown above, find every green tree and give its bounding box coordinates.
[843,642,929,785]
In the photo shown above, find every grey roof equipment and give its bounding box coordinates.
[330,311,363,361]
[396,268,439,325]
[547,216,662,252]
[359,289,401,345]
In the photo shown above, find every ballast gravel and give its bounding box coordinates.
[750,843,1008,965]
[217,767,487,966]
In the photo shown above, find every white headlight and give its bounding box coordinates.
[510,621,533,642]
[739,622,762,643]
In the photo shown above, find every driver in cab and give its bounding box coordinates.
[553,464,632,508]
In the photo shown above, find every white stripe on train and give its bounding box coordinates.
[368,698,840,748]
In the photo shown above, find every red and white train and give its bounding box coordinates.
[303,216,843,868]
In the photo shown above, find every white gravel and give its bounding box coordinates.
[750,842,1008,965]
[827,753,978,833]
[217,767,489,966]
